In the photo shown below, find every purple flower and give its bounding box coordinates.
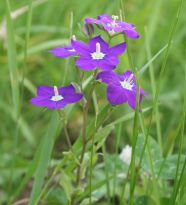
[85,14,140,39]
[49,36,77,58]
[71,36,126,71]
[96,70,145,109]
[49,46,77,58]
[30,85,83,110]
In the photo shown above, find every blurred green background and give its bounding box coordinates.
[0,0,186,204]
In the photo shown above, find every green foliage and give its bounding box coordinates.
[134,196,156,205]
[59,170,74,202]
[0,0,186,204]
[136,134,186,180]
[29,111,60,205]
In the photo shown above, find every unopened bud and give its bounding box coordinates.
[82,24,94,36]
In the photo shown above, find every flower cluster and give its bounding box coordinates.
[30,14,145,110]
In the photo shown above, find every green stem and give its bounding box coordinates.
[58,110,79,164]
[72,71,98,205]
[89,90,98,205]
[89,129,95,205]
[145,27,162,151]
[75,102,88,186]
[58,111,72,149]
[102,144,111,204]
[170,51,186,205]
[113,123,122,203]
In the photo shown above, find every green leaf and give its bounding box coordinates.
[136,134,186,180]
[134,195,156,205]
[108,106,152,127]
[104,154,129,173]
[94,125,115,151]
[138,44,168,77]
[80,153,90,181]
[155,155,186,180]
[6,0,20,117]
[79,196,97,205]
[59,171,74,202]
[135,134,161,173]
[46,188,68,205]
[29,111,60,205]
[18,39,69,58]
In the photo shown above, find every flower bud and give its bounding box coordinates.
[82,24,94,37]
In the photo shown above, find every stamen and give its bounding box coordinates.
[112,15,119,21]
[120,74,134,91]
[126,74,134,83]
[96,42,101,53]
[54,86,59,96]
[51,86,64,101]
[91,42,105,60]
[72,35,76,41]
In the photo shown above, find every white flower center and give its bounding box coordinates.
[50,86,64,102]
[120,74,134,91]
[91,42,105,60]
[112,15,119,21]
[68,48,76,52]
[106,15,120,35]
[111,15,119,26]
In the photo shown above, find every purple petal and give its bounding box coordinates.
[124,29,140,39]
[85,17,101,25]
[125,89,145,110]
[108,42,126,56]
[96,71,120,86]
[111,22,127,33]
[63,93,83,104]
[54,101,68,109]
[30,96,52,107]
[88,36,109,52]
[139,88,146,103]
[107,85,127,105]
[122,22,135,30]
[37,86,53,96]
[71,40,90,57]
[98,60,116,71]
[75,57,97,70]
[58,84,76,95]
[98,56,119,71]
[30,96,64,110]
[120,70,135,81]
[49,46,76,58]
[125,90,137,109]
[106,56,119,65]
[98,14,112,21]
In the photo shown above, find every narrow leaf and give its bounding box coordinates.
[29,111,60,205]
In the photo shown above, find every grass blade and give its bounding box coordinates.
[6,0,20,198]
[6,0,19,118]
[20,0,33,109]
[29,111,60,205]
[144,27,163,150]
[138,44,168,77]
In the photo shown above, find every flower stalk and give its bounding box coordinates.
[29,12,145,205]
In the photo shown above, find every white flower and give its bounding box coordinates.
[119,145,132,165]
[117,173,127,179]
